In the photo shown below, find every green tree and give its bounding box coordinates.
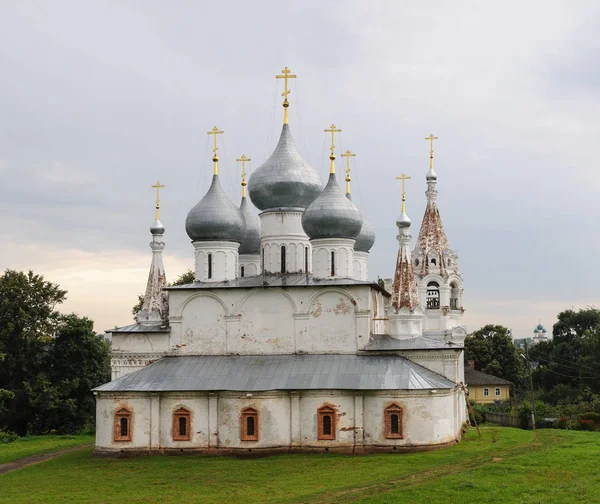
[131,269,195,318]
[464,324,525,387]
[0,270,66,435]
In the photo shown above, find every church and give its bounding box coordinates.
[93,68,468,455]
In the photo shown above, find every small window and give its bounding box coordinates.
[431,258,436,265]
[495,388,501,397]
[173,407,191,441]
[208,253,213,279]
[241,407,259,441]
[318,405,336,440]
[261,248,265,271]
[385,403,403,439]
[305,247,309,273]
[426,282,440,309]
[415,258,420,266]
[447,259,451,266]
[484,388,490,396]
[281,246,286,274]
[114,407,132,442]
[240,265,245,278]
[330,251,336,277]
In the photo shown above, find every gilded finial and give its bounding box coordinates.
[395,173,411,213]
[324,124,342,174]
[276,67,297,125]
[151,181,165,220]
[207,126,224,175]
[237,154,251,198]
[341,150,355,195]
[425,134,438,169]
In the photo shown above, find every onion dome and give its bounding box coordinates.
[426,167,438,181]
[239,196,261,254]
[185,175,245,242]
[150,219,165,235]
[396,211,411,229]
[248,124,322,211]
[346,194,375,252]
[302,173,362,239]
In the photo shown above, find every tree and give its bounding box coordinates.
[464,324,525,387]
[0,270,66,435]
[131,269,195,318]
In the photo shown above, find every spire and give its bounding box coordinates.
[324,124,341,174]
[391,177,419,312]
[276,66,297,125]
[342,150,355,196]
[237,154,251,198]
[207,126,224,175]
[137,183,168,325]
[416,134,449,276]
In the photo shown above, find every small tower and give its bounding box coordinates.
[342,150,375,280]
[237,155,261,277]
[302,125,362,279]
[136,182,169,325]
[388,174,424,338]
[185,127,245,282]
[248,67,322,275]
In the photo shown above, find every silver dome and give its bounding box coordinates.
[238,196,261,254]
[396,211,411,229]
[185,175,245,243]
[248,124,322,211]
[426,167,438,181]
[346,194,375,252]
[150,219,165,235]
[302,173,362,240]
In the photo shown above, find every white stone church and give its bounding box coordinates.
[94,69,468,455]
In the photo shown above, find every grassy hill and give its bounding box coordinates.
[1,427,599,503]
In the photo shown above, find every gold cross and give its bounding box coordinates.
[425,134,438,169]
[395,173,411,213]
[237,154,251,197]
[207,126,224,174]
[324,124,342,173]
[276,67,297,124]
[341,150,355,194]
[151,181,165,220]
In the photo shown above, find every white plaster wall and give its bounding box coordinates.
[95,395,151,451]
[180,294,227,354]
[353,251,369,281]
[239,254,261,277]
[298,392,356,447]
[159,394,209,448]
[111,333,169,353]
[260,211,311,274]
[311,238,355,279]
[400,350,462,383]
[193,241,239,282]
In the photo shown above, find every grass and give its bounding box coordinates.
[1,427,600,503]
[0,434,94,465]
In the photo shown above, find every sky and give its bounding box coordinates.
[2,0,599,339]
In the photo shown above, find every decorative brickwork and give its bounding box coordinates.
[113,407,132,442]
[241,407,259,441]
[172,407,191,441]
[384,403,403,439]
[317,404,336,440]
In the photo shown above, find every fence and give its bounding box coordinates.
[485,411,526,429]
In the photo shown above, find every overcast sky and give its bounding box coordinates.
[2,1,599,338]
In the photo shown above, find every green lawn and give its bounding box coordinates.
[1,427,600,503]
[0,434,94,465]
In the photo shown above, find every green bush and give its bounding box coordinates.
[580,412,600,425]
[578,419,595,431]
[0,431,18,444]
[558,417,569,429]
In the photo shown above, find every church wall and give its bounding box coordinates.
[159,394,209,449]
[95,395,151,451]
[111,333,170,354]
[298,392,356,448]
[399,350,462,384]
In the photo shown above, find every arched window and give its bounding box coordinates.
[261,248,265,272]
[431,257,437,266]
[330,251,336,277]
[305,247,309,273]
[281,246,286,274]
[173,407,191,441]
[240,265,245,278]
[241,407,259,441]
[447,258,452,266]
[318,405,336,440]
[207,253,213,279]
[385,403,403,439]
[426,281,440,309]
[450,281,459,310]
[114,407,132,442]
[415,258,420,267]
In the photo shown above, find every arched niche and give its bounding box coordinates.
[180,293,227,353]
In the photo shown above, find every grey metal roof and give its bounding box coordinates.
[346,194,376,253]
[165,272,391,297]
[94,354,455,392]
[248,124,323,211]
[364,334,463,351]
[464,368,512,386]
[238,196,261,255]
[107,323,170,334]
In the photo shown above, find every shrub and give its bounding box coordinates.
[558,417,569,429]
[580,412,600,425]
[0,431,18,444]
[578,419,595,431]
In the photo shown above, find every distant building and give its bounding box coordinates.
[464,361,511,404]
[532,323,549,345]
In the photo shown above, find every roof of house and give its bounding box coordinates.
[94,354,456,393]
[364,334,463,351]
[107,323,170,334]
[464,367,512,386]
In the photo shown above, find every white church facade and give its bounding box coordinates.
[94,69,468,455]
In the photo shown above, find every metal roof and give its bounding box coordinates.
[107,323,170,334]
[464,368,512,386]
[165,272,390,297]
[364,334,463,351]
[94,354,455,393]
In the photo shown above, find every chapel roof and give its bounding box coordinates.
[94,354,455,393]
[464,368,512,386]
